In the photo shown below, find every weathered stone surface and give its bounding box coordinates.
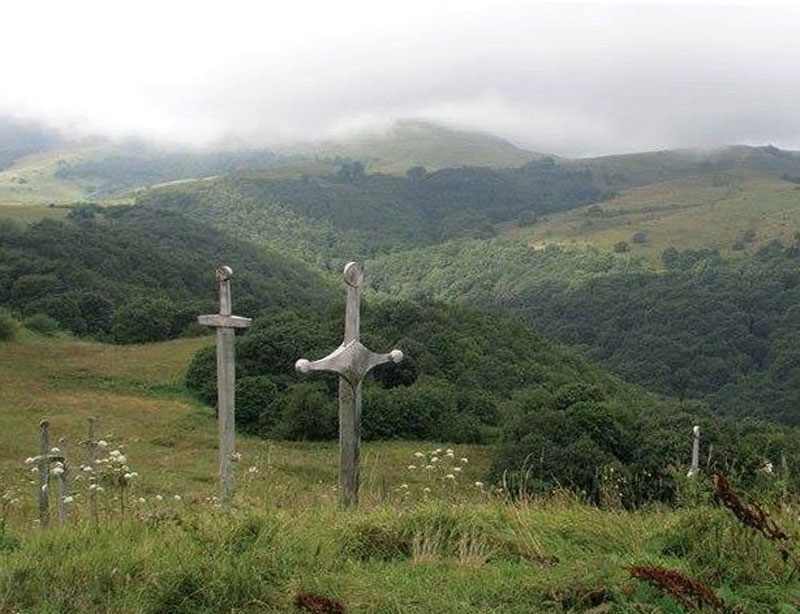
[295,261,403,508]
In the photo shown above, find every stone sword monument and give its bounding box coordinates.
[295,261,403,508]
[198,266,252,502]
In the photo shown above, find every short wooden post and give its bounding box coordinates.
[689,425,700,478]
[56,437,69,525]
[87,417,99,524]
[37,420,51,527]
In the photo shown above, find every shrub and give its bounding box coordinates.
[236,376,279,432]
[0,312,16,342]
[631,231,648,244]
[185,346,217,405]
[111,297,179,344]
[271,383,338,440]
[24,313,60,336]
[613,241,629,253]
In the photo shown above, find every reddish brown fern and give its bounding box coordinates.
[712,473,794,565]
[294,591,346,614]
[629,565,725,611]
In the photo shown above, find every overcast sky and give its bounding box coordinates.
[2,1,799,156]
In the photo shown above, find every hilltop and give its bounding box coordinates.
[279,119,542,174]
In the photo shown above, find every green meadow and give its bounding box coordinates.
[2,331,800,612]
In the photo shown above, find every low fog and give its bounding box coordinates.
[2,0,800,156]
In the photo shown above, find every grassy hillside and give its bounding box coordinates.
[572,144,800,190]
[512,172,800,262]
[280,119,542,174]
[2,333,800,612]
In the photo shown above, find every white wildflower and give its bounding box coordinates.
[444,474,456,480]
[24,457,35,465]
[31,467,39,473]
[453,467,462,473]
[474,481,484,488]
[63,496,74,504]
[97,440,108,448]
[460,458,468,464]
[137,497,146,504]
[50,447,61,454]
[174,495,182,501]
[248,466,258,474]
[155,495,163,501]
[431,457,439,463]
[425,465,434,471]
[423,487,431,493]
[399,483,408,489]
[413,452,425,458]
[96,486,105,493]
[51,466,64,476]
[407,465,417,470]
[123,473,133,480]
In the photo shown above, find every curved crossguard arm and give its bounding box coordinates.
[296,342,403,388]
[294,261,403,388]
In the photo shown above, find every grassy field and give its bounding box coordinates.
[512,172,800,264]
[2,331,800,612]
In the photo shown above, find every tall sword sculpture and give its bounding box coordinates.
[198,266,252,502]
[295,262,403,508]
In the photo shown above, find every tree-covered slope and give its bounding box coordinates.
[0,206,336,342]
[139,158,609,265]
[368,238,800,424]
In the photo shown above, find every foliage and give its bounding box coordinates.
[0,206,335,343]
[186,297,626,444]
[23,313,60,336]
[369,239,800,424]
[141,158,611,265]
[235,376,280,433]
[0,311,15,342]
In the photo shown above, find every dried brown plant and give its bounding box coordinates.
[294,591,346,614]
[629,565,725,611]
[712,473,794,565]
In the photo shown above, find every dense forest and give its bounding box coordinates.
[0,206,334,342]
[368,237,800,424]
[140,157,610,265]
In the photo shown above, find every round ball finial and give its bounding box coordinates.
[343,261,363,288]
[693,425,700,436]
[295,358,312,374]
[390,349,404,363]
[216,265,234,282]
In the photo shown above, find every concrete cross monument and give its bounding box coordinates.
[295,261,403,508]
[198,266,252,502]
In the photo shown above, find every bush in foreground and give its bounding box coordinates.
[23,313,60,336]
[0,312,16,342]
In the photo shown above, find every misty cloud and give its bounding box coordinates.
[2,0,800,156]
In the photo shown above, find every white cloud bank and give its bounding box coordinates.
[2,0,800,155]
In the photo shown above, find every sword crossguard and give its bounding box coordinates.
[295,341,402,388]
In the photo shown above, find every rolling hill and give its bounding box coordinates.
[279,119,542,174]
[512,171,800,262]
